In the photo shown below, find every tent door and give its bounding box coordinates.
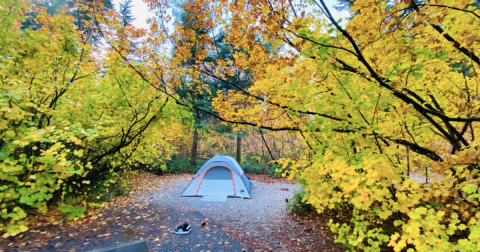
[195,167,236,196]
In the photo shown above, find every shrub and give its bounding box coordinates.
[287,187,314,214]
[195,159,207,170]
[165,157,194,174]
[0,2,184,237]
[246,154,264,165]
[268,164,285,178]
[144,160,167,175]
[87,179,131,203]
[242,163,265,174]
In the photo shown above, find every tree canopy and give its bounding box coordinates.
[148,0,480,250]
[2,0,480,250]
[0,0,186,236]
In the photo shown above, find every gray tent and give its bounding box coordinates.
[181,156,251,199]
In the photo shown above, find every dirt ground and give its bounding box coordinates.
[0,172,344,252]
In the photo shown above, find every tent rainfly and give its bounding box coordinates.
[181,156,251,199]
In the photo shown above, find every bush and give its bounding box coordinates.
[165,157,196,174]
[0,3,185,237]
[144,160,167,175]
[245,154,264,165]
[287,187,314,214]
[89,183,131,203]
[195,159,207,170]
[267,164,284,178]
[242,163,265,174]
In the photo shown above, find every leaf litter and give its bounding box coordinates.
[0,171,344,251]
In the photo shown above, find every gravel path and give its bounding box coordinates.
[143,177,298,251]
[0,173,344,252]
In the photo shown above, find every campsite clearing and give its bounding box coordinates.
[0,172,344,252]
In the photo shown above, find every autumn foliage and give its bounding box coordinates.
[156,0,480,250]
[2,0,480,251]
[0,1,185,237]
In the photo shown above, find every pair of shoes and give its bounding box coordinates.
[173,222,191,234]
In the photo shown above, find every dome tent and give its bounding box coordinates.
[181,156,251,199]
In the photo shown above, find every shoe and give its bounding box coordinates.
[173,222,191,234]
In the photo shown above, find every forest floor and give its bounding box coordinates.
[0,172,344,252]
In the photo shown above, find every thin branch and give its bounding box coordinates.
[282,26,358,57]
[371,92,381,125]
[408,2,480,65]
[259,129,276,160]
[418,4,480,20]
[288,0,298,18]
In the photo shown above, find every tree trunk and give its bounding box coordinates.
[191,129,198,166]
[236,134,241,164]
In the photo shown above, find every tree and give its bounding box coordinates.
[22,0,114,45]
[0,1,183,237]
[136,0,480,250]
[167,0,254,165]
[119,0,135,26]
[169,0,214,166]
[333,0,355,12]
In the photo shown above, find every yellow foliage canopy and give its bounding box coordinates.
[147,0,480,250]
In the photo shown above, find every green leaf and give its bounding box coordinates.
[464,184,477,194]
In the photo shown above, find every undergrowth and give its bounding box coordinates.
[287,187,314,214]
